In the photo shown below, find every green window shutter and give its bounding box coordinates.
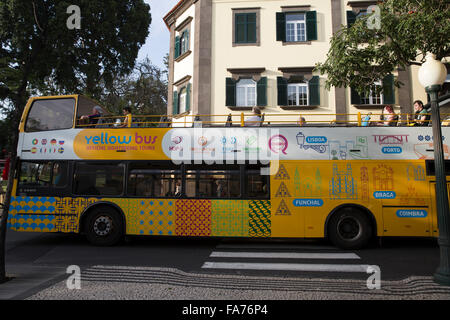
[173,91,179,114]
[226,78,236,107]
[276,12,286,42]
[383,74,396,105]
[186,83,191,112]
[308,76,320,106]
[257,77,267,107]
[235,13,256,43]
[277,77,288,106]
[351,88,362,105]
[235,13,246,43]
[306,11,317,41]
[347,11,357,27]
[175,36,180,58]
[247,13,257,43]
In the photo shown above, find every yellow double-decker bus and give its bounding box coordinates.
[6,95,450,249]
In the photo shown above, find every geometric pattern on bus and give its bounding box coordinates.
[275,182,291,198]
[274,164,290,180]
[175,199,211,236]
[275,199,291,216]
[8,196,99,233]
[211,200,249,237]
[248,200,271,237]
[131,199,176,236]
[8,196,56,232]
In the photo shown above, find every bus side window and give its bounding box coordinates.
[52,162,68,187]
[246,165,269,199]
[73,163,124,196]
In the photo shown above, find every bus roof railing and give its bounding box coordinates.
[75,112,450,128]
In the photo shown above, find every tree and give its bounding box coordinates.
[101,57,168,117]
[315,0,450,96]
[0,0,151,283]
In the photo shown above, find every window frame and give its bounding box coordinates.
[25,98,76,133]
[232,8,260,47]
[287,82,309,106]
[360,81,384,105]
[127,161,182,199]
[72,162,126,197]
[285,13,307,43]
[17,160,71,196]
[236,78,257,107]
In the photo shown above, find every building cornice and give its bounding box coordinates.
[163,0,197,29]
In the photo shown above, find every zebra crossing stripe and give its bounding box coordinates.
[210,251,360,260]
[216,244,338,250]
[201,262,370,273]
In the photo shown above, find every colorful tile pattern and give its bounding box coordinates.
[211,200,249,237]
[175,200,212,236]
[249,200,271,237]
[133,199,176,236]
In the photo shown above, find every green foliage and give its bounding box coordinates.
[0,0,151,113]
[100,57,168,117]
[315,0,450,95]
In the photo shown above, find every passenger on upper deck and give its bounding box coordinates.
[244,107,262,127]
[378,105,398,126]
[412,100,430,126]
[80,106,104,126]
[119,107,133,128]
[298,116,306,126]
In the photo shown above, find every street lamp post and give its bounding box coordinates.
[418,53,450,286]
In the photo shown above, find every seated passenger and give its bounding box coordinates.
[377,105,398,126]
[80,106,104,126]
[244,107,262,127]
[298,117,306,126]
[412,100,430,126]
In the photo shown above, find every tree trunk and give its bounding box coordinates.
[0,98,23,283]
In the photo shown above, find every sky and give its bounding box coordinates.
[138,0,180,69]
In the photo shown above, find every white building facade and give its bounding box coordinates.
[164,0,437,125]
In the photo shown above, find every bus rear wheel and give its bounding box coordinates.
[84,206,124,246]
[328,207,372,250]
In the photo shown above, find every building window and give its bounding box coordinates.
[277,76,320,107]
[288,83,309,106]
[179,87,187,113]
[172,83,191,115]
[360,81,383,105]
[175,29,190,60]
[236,79,257,107]
[351,74,395,106]
[276,11,317,43]
[235,13,256,44]
[232,9,260,46]
[286,13,306,42]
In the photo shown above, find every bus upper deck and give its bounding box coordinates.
[17,95,450,163]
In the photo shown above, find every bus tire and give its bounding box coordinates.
[328,207,372,250]
[84,206,124,246]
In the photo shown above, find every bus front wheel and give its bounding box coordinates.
[328,207,372,250]
[84,206,124,246]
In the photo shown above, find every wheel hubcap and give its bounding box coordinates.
[93,216,113,236]
[337,216,361,240]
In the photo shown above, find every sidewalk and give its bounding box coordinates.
[27,266,450,300]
